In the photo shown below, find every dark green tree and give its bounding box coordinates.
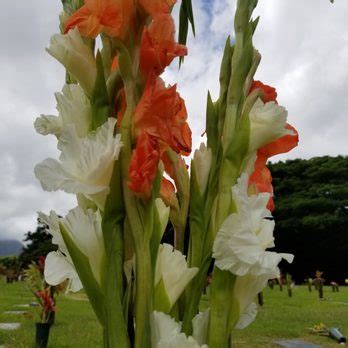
[269,156,348,284]
[19,218,57,268]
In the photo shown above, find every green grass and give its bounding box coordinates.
[0,278,347,347]
[0,278,102,347]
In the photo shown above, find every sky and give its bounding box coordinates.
[0,0,347,242]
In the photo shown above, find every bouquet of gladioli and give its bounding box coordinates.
[34,0,298,346]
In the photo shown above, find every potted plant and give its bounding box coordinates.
[24,257,60,348]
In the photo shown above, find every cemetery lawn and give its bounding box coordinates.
[0,279,347,347]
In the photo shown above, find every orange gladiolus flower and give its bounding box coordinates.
[128,132,160,199]
[138,0,176,17]
[140,14,187,76]
[249,124,299,211]
[134,76,191,156]
[248,80,298,210]
[129,76,191,199]
[64,0,134,39]
[250,80,277,103]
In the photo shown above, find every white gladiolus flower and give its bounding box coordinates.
[151,311,208,348]
[155,244,198,310]
[34,84,92,138]
[46,28,97,96]
[213,174,293,276]
[34,118,122,209]
[249,98,294,152]
[39,207,105,291]
[39,210,81,292]
[193,143,212,194]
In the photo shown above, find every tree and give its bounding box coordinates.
[269,156,348,283]
[19,218,57,268]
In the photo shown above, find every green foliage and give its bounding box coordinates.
[178,0,195,65]
[19,219,57,268]
[269,156,348,283]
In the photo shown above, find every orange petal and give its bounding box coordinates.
[160,178,179,209]
[65,0,134,39]
[128,132,160,199]
[140,14,187,76]
[134,75,192,156]
[258,124,299,159]
[138,0,176,17]
[250,80,278,103]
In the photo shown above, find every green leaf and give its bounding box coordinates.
[188,161,206,268]
[206,92,218,155]
[178,0,195,65]
[59,223,106,326]
[90,51,110,130]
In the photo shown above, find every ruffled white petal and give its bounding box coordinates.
[151,311,208,348]
[34,115,62,137]
[155,244,198,308]
[34,84,92,138]
[46,28,97,96]
[249,98,293,152]
[56,84,92,137]
[44,251,82,292]
[34,118,122,208]
[213,174,293,276]
[193,143,212,194]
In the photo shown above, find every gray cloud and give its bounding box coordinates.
[0,0,347,241]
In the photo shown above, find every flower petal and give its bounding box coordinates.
[44,251,82,292]
[155,244,198,308]
[46,28,97,96]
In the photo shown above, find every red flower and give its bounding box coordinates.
[140,14,187,76]
[37,290,56,314]
[128,132,160,199]
[250,80,277,103]
[64,0,134,39]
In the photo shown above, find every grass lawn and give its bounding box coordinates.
[0,278,347,347]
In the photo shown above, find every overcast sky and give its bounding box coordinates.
[0,0,347,242]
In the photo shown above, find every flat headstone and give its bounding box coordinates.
[275,340,322,348]
[4,311,27,315]
[0,323,21,330]
[14,304,29,308]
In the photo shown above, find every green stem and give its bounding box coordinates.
[134,245,152,348]
[208,268,236,348]
[103,225,130,348]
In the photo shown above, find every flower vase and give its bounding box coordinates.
[35,323,51,348]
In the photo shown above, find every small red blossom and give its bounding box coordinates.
[37,289,56,314]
